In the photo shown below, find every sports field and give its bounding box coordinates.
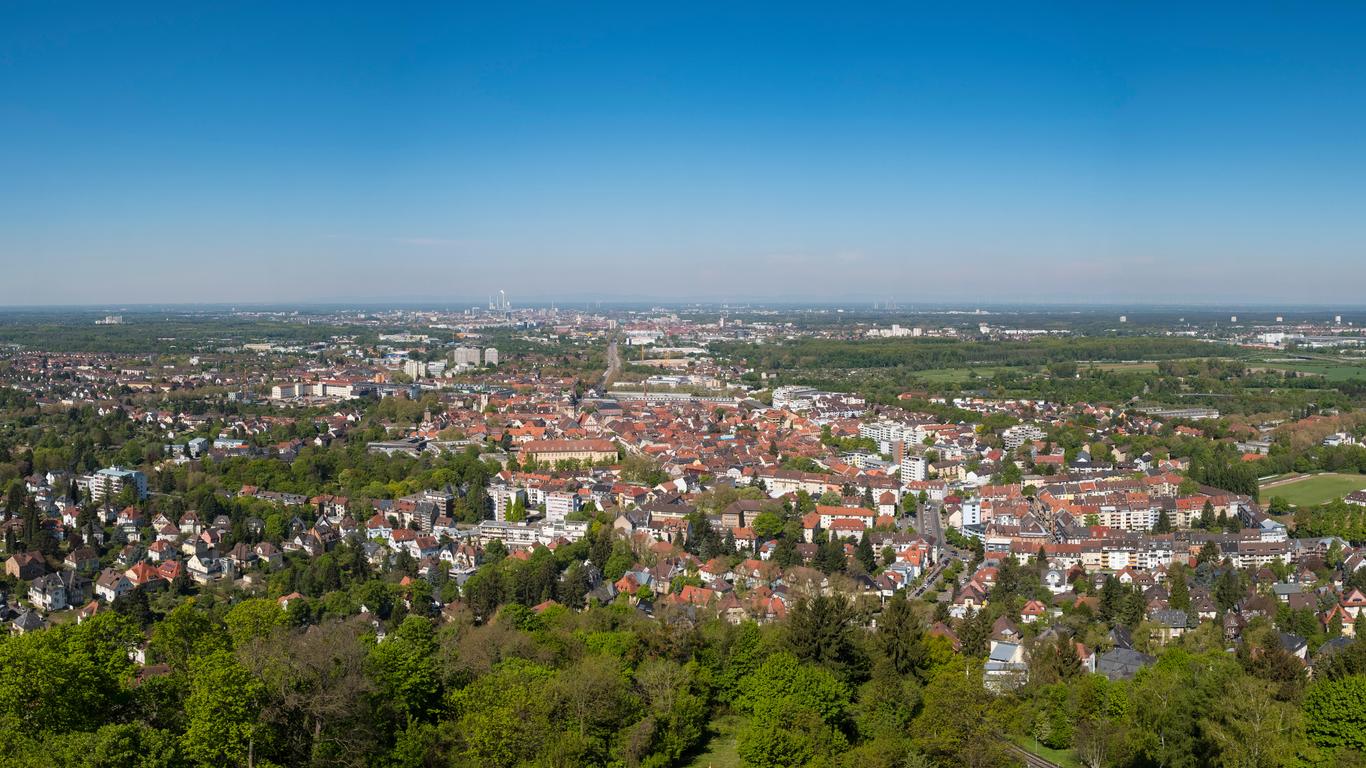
[1260,473,1366,507]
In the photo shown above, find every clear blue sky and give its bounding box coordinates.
[2,3,1364,305]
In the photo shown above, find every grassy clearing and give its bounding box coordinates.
[1011,735,1084,768]
[682,713,744,768]
[1260,473,1366,507]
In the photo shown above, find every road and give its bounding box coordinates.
[909,501,968,600]
[599,338,622,392]
[920,500,947,549]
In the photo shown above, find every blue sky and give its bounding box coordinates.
[2,3,1365,305]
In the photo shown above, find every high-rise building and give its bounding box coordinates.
[86,467,148,502]
[900,455,928,482]
[484,347,499,366]
[451,347,481,366]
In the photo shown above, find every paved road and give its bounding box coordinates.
[909,501,969,600]
[921,501,947,549]
[910,559,948,599]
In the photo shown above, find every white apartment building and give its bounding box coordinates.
[1002,423,1046,452]
[451,347,482,366]
[86,467,148,502]
[900,454,928,483]
[544,491,579,523]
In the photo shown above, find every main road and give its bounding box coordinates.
[909,500,969,600]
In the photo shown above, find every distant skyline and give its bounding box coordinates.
[3,3,1365,305]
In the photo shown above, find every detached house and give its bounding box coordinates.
[29,572,71,612]
[96,568,134,602]
[5,551,47,580]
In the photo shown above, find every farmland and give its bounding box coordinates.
[1252,356,1366,382]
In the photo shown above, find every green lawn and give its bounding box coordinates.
[1011,736,1084,768]
[682,713,744,768]
[1261,473,1366,507]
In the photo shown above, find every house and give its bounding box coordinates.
[5,551,47,580]
[984,639,1028,691]
[1097,648,1156,680]
[11,610,45,635]
[254,542,284,569]
[64,546,100,573]
[28,572,70,612]
[1150,609,1190,644]
[76,600,105,624]
[96,569,134,602]
[187,551,224,583]
[125,561,166,590]
[1280,632,1309,661]
[1020,600,1047,624]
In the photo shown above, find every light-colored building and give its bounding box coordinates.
[87,467,148,502]
[520,439,618,464]
[452,347,482,366]
[484,347,499,366]
[545,490,579,522]
[900,454,928,482]
[1002,424,1046,451]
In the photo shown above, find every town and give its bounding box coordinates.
[2,304,1365,767]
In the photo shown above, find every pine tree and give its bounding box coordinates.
[1168,567,1191,611]
[1152,509,1173,534]
[857,533,876,572]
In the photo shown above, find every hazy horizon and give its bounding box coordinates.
[3,4,1365,305]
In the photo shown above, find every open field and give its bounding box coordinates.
[682,714,743,768]
[1082,360,1160,372]
[1010,735,1083,768]
[913,366,1018,383]
[1253,358,1366,382]
[1260,472,1366,506]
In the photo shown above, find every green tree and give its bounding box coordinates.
[1304,674,1366,754]
[224,598,286,649]
[735,652,851,767]
[151,600,228,673]
[368,616,441,726]
[181,650,265,768]
[450,659,557,767]
[1201,677,1303,768]
[912,660,1009,768]
[877,598,928,680]
[787,594,865,681]
[751,511,784,540]
[1168,567,1191,612]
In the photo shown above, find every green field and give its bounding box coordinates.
[682,714,743,768]
[1011,736,1084,768]
[914,366,1018,383]
[1260,473,1366,507]
[1255,358,1366,382]
[1083,360,1160,373]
